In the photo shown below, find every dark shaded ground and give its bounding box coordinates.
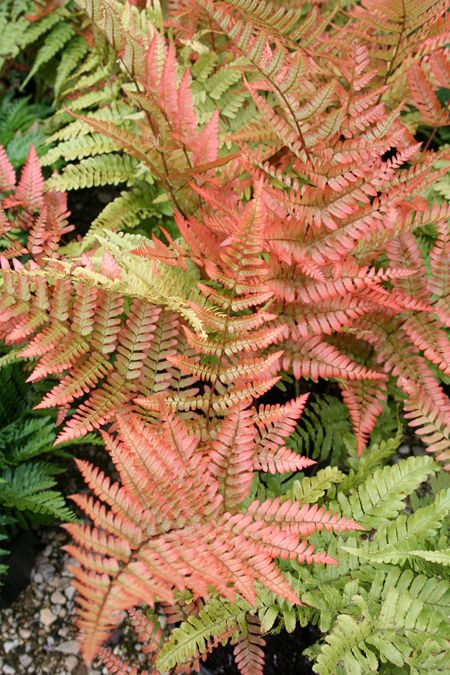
[204,625,316,674]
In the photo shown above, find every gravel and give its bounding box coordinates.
[0,528,145,675]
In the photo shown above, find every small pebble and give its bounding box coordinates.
[65,586,76,601]
[39,608,57,627]
[19,655,32,669]
[38,563,55,581]
[65,655,79,672]
[50,590,65,605]
[3,665,15,675]
[55,640,79,655]
[3,641,18,654]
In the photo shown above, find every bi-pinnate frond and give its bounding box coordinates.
[163,22,450,457]
[66,405,359,664]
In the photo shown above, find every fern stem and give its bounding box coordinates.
[382,0,406,87]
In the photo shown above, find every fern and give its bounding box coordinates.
[1,461,74,520]
[47,153,139,190]
[157,598,248,671]
[0,0,35,72]
[2,3,450,674]
[312,589,449,674]
[65,405,359,663]
[21,21,75,88]
[0,359,75,588]
[0,93,52,169]
[257,446,450,674]
[286,395,352,464]
[334,455,438,527]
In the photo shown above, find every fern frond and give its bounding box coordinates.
[335,455,438,527]
[157,598,247,672]
[1,461,75,520]
[233,613,266,675]
[46,154,138,191]
[22,22,75,88]
[312,589,448,674]
[409,549,450,566]
[288,467,345,506]
[342,488,450,564]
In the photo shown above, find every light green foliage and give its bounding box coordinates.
[46,153,140,190]
[156,597,248,671]
[253,434,450,674]
[0,0,34,71]
[334,455,438,528]
[22,22,75,87]
[0,461,74,521]
[288,466,345,505]
[312,589,449,675]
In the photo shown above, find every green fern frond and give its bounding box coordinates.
[335,455,438,527]
[0,351,20,370]
[156,597,248,672]
[22,22,75,88]
[48,102,132,142]
[41,133,120,166]
[342,488,450,564]
[338,434,402,494]
[0,416,55,465]
[288,467,345,505]
[409,549,450,566]
[46,154,139,191]
[0,462,75,520]
[0,0,33,70]
[19,11,62,50]
[60,231,207,335]
[368,568,450,618]
[312,590,448,674]
[54,36,91,97]
[287,395,351,463]
[60,83,121,114]
[84,184,170,240]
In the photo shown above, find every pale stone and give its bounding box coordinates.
[56,640,79,655]
[39,608,57,627]
[19,655,32,668]
[65,656,79,672]
[3,641,17,654]
[50,590,65,605]
[65,586,76,601]
[38,562,55,581]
